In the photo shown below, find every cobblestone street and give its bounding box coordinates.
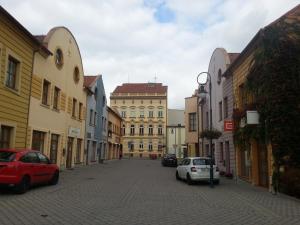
[0,159,300,225]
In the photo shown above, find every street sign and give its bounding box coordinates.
[224,120,234,131]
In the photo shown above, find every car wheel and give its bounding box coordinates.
[176,171,181,180]
[49,171,59,185]
[15,176,30,194]
[186,174,193,185]
[214,180,220,185]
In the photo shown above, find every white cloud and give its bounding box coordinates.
[0,0,299,108]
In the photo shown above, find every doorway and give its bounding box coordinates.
[50,134,59,164]
[66,137,74,169]
[258,144,269,187]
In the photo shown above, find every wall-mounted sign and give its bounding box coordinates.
[224,120,234,131]
[247,111,259,124]
[68,127,81,137]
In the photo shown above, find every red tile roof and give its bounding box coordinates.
[84,76,98,87]
[113,83,167,94]
[228,53,240,63]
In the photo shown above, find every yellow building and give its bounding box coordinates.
[107,106,123,160]
[27,27,86,169]
[110,83,168,158]
[0,7,49,149]
[184,94,200,157]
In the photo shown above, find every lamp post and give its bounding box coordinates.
[197,72,214,188]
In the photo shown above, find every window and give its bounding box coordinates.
[102,96,106,107]
[149,111,153,118]
[139,125,144,136]
[121,124,126,135]
[148,125,153,136]
[94,112,97,126]
[130,111,136,118]
[42,80,51,105]
[158,125,163,135]
[6,56,19,90]
[73,66,80,83]
[148,142,153,151]
[220,142,224,161]
[121,111,126,118]
[130,124,135,136]
[79,103,83,120]
[37,153,49,164]
[89,109,93,125]
[139,141,144,150]
[31,130,45,153]
[20,152,39,163]
[219,101,223,121]
[128,141,134,151]
[224,97,228,119]
[53,87,60,110]
[188,113,196,132]
[0,126,13,148]
[55,48,63,68]
[140,111,144,118]
[158,111,163,118]
[217,69,222,84]
[0,151,15,162]
[72,98,77,118]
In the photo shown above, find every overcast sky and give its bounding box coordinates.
[1,0,299,108]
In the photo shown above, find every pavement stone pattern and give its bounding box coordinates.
[0,159,300,225]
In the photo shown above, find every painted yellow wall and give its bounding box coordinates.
[184,96,199,145]
[107,108,122,160]
[0,13,37,149]
[111,93,167,158]
[28,27,86,168]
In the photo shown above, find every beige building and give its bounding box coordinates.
[107,106,123,160]
[166,109,185,158]
[184,93,201,157]
[27,27,86,169]
[110,83,168,158]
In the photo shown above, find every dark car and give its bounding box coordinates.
[161,154,177,167]
[0,149,59,194]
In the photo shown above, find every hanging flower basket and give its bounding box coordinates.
[200,129,222,140]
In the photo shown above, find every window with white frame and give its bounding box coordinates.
[121,124,126,135]
[121,111,126,118]
[139,125,144,135]
[5,56,20,90]
[148,111,153,118]
[148,142,153,151]
[140,111,144,118]
[130,111,136,118]
[42,80,51,106]
[130,124,135,136]
[139,141,144,150]
[158,125,163,135]
[158,110,163,118]
[148,125,153,135]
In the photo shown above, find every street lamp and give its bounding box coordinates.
[197,72,214,188]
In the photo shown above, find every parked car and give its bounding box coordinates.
[176,157,220,185]
[161,154,177,167]
[0,149,59,193]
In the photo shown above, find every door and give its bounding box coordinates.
[258,144,269,187]
[66,137,73,169]
[50,134,59,164]
[225,141,231,174]
[76,139,82,164]
[19,152,41,184]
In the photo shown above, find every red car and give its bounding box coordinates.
[0,149,59,194]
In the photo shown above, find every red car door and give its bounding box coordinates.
[37,152,53,182]
[19,152,41,184]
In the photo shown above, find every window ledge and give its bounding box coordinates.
[4,85,20,95]
[40,103,50,109]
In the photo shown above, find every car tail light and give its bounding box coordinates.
[191,167,197,172]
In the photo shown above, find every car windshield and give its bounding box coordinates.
[166,154,176,158]
[193,158,215,165]
[0,151,16,162]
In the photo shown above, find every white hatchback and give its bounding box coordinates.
[176,157,220,185]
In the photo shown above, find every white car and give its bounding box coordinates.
[176,157,220,185]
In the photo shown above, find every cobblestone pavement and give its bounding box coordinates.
[0,159,300,225]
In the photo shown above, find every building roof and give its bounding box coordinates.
[112,83,167,94]
[228,53,240,63]
[0,6,51,56]
[84,75,99,88]
[223,4,300,77]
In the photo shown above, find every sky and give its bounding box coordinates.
[0,0,299,109]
